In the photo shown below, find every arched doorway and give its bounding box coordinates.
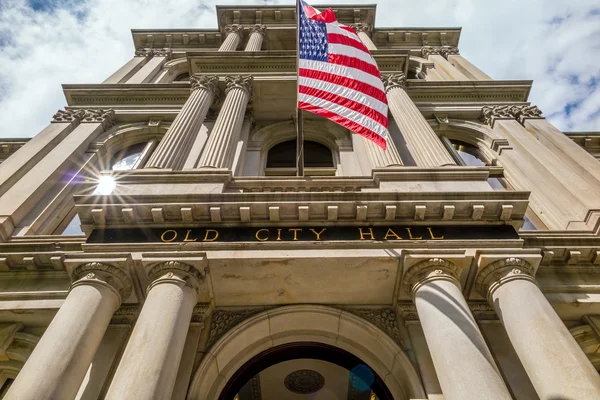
[188,305,425,400]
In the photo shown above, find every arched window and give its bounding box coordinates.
[174,72,190,82]
[111,142,153,170]
[265,140,334,175]
[443,138,505,190]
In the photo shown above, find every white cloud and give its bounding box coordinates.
[0,0,598,138]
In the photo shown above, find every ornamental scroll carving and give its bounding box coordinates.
[475,257,536,299]
[225,75,253,96]
[248,24,267,37]
[206,309,264,348]
[344,308,404,347]
[350,23,372,34]
[146,260,205,291]
[81,109,116,130]
[481,105,544,127]
[439,46,460,58]
[403,258,460,294]
[72,262,133,300]
[422,46,460,59]
[51,109,86,124]
[190,75,220,99]
[224,24,243,37]
[381,73,407,92]
[134,48,172,58]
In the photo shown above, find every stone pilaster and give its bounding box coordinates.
[421,46,469,81]
[127,49,172,84]
[103,51,151,84]
[351,23,376,51]
[383,73,456,167]
[105,261,203,400]
[145,75,219,170]
[439,46,492,80]
[6,262,131,400]
[476,257,600,399]
[245,25,266,51]
[220,25,243,51]
[405,258,511,400]
[197,75,253,169]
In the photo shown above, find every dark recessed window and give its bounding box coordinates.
[407,70,420,79]
[174,72,190,82]
[111,143,149,170]
[450,140,488,167]
[267,140,334,169]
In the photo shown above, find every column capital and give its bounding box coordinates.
[147,260,205,293]
[404,258,460,295]
[351,23,372,34]
[440,46,460,59]
[72,262,133,302]
[382,73,407,92]
[134,48,172,59]
[475,257,536,300]
[81,109,116,130]
[481,105,544,128]
[421,46,442,59]
[51,109,86,124]
[248,24,267,37]
[224,24,243,36]
[225,75,253,96]
[190,74,219,97]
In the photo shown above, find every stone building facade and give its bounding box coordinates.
[0,4,599,400]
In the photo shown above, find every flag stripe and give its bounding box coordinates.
[299,75,388,116]
[327,33,370,54]
[298,94,388,138]
[299,68,387,105]
[298,101,387,149]
[329,43,376,66]
[328,54,382,78]
[299,59,386,94]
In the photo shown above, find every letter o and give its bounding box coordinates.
[161,230,178,243]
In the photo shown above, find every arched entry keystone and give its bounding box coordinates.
[188,305,425,400]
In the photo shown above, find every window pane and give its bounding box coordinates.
[450,140,488,167]
[521,215,538,231]
[266,140,333,168]
[61,214,84,235]
[111,143,148,171]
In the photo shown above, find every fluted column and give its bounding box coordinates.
[383,74,456,167]
[105,261,203,400]
[364,138,403,167]
[421,46,469,81]
[145,75,219,170]
[6,263,131,400]
[477,257,600,399]
[351,23,376,51]
[198,75,252,169]
[406,259,511,400]
[440,46,491,81]
[219,25,242,51]
[245,25,266,51]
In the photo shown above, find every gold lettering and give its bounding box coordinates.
[277,228,282,241]
[309,228,327,241]
[255,229,269,242]
[161,230,178,243]
[384,228,402,240]
[406,228,422,240]
[358,228,376,240]
[427,227,444,240]
[289,228,303,241]
[183,229,198,242]
[203,229,219,242]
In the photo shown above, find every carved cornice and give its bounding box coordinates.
[225,75,253,96]
[248,24,267,37]
[403,258,460,295]
[350,23,372,34]
[382,73,407,92]
[72,261,133,300]
[422,46,460,60]
[146,260,205,292]
[51,109,85,124]
[475,257,536,301]
[224,24,243,37]
[81,109,116,130]
[190,75,220,99]
[481,105,544,128]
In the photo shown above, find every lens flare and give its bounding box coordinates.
[93,175,116,195]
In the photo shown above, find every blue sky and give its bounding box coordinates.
[0,0,599,138]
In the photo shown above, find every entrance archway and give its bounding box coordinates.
[188,305,425,399]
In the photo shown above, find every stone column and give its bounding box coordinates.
[383,74,456,167]
[219,25,242,51]
[197,75,252,169]
[6,263,131,400]
[421,47,469,81]
[145,75,219,170]
[440,46,491,81]
[127,49,171,84]
[406,258,511,400]
[364,138,403,168]
[245,25,266,51]
[477,257,600,399]
[105,261,203,400]
[351,23,376,51]
[102,52,150,84]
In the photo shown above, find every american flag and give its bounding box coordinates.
[298,0,389,150]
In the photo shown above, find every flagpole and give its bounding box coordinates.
[296,0,305,177]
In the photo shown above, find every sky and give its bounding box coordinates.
[0,0,599,138]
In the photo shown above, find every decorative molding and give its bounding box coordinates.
[250,375,262,400]
[397,303,419,321]
[403,258,460,295]
[439,46,460,59]
[421,46,441,58]
[206,309,264,348]
[344,308,403,347]
[111,305,140,325]
[134,48,172,58]
[382,73,407,92]
[146,260,205,291]
[224,24,243,37]
[481,105,544,128]
[398,302,499,321]
[475,257,536,300]
[72,261,133,300]
[191,304,211,324]
[350,23,372,34]
[81,109,116,130]
[135,49,153,57]
[248,24,267,37]
[51,109,85,124]
[225,75,253,96]
[190,75,220,101]
[284,370,325,394]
